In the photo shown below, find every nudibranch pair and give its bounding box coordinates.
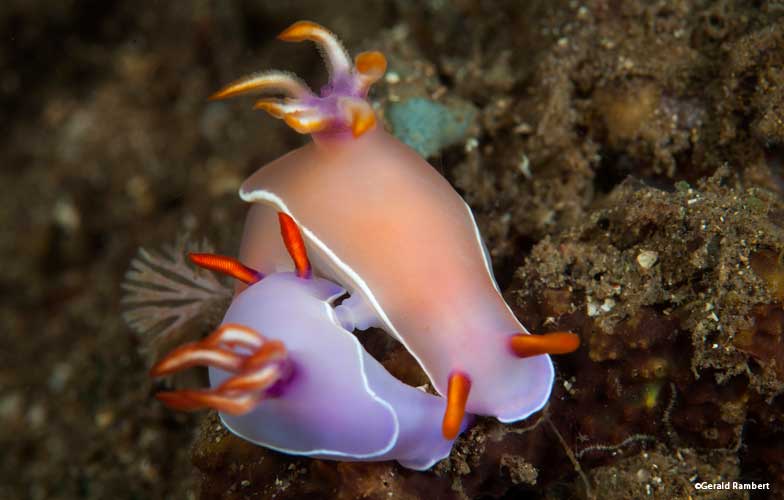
[151,21,579,469]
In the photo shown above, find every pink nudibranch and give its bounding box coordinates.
[212,21,580,430]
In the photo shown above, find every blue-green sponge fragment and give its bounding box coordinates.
[387,97,477,158]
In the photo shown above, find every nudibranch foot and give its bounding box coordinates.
[210,20,386,138]
[151,323,291,416]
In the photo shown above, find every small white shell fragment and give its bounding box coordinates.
[518,154,532,179]
[385,71,400,84]
[53,198,81,231]
[636,250,659,269]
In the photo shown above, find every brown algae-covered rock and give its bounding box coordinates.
[512,172,784,496]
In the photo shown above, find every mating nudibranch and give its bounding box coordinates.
[151,214,466,470]
[212,21,580,438]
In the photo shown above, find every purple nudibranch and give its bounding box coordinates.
[214,272,466,470]
[151,214,468,470]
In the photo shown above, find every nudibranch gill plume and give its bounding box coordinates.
[151,214,467,470]
[211,21,580,439]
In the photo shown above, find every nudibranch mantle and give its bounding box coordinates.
[238,129,556,424]
[212,20,580,436]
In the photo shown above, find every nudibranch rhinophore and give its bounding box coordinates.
[211,21,580,439]
[151,214,467,470]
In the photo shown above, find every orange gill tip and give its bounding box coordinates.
[282,112,329,134]
[277,21,350,76]
[252,98,287,118]
[209,71,313,101]
[278,212,312,279]
[149,343,245,377]
[354,51,387,85]
[339,97,376,137]
[243,340,287,369]
[277,20,327,41]
[442,372,471,440]
[189,253,262,285]
[351,111,376,137]
[202,324,265,350]
[253,98,314,118]
[217,364,282,393]
[154,391,201,412]
[508,332,581,359]
[155,389,260,415]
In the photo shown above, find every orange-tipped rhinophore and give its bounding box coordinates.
[354,51,387,93]
[355,51,387,79]
[278,212,312,279]
[189,253,262,284]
